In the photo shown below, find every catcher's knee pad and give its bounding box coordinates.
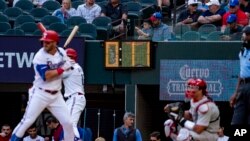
[164,119,176,137]
[176,128,192,141]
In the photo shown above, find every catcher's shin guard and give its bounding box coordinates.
[164,119,176,137]
[10,134,22,141]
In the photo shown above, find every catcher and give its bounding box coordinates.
[164,78,220,141]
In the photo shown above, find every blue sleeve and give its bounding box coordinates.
[113,129,118,141]
[135,129,142,141]
[59,130,64,141]
[78,127,84,139]
[36,64,49,81]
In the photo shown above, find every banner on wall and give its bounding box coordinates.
[160,60,239,101]
[0,36,85,83]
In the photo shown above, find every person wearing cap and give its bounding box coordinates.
[177,0,202,29]
[229,26,250,140]
[10,30,75,141]
[221,14,243,40]
[197,0,226,27]
[150,12,171,41]
[221,0,248,32]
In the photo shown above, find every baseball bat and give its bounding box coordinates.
[63,25,79,48]
[37,22,47,33]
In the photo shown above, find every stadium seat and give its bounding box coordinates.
[181,31,200,41]
[0,0,7,13]
[139,0,156,7]
[61,29,80,37]
[126,1,142,18]
[48,22,68,34]
[18,22,38,35]
[41,15,62,28]
[96,1,108,9]
[42,0,61,14]
[0,13,9,23]
[5,28,25,36]
[198,24,217,40]
[30,8,50,22]
[3,7,23,21]
[14,0,34,14]
[33,29,42,36]
[78,23,97,40]
[92,16,112,40]
[66,16,87,29]
[173,24,191,40]
[72,0,84,9]
[14,15,35,28]
[206,31,223,41]
[0,22,11,35]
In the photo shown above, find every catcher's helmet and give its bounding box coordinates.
[40,30,59,42]
[185,78,207,98]
[66,48,77,61]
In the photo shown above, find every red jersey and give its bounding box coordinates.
[222,10,249,26]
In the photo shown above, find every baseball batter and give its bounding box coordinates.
[62,48,86,139]
[11,30,75,141]
[164,78,220,141]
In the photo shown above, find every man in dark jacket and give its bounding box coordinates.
[112,112,142,141]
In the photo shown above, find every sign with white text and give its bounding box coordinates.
[160,60,239,101]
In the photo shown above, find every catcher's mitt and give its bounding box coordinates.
[164,102,184,122]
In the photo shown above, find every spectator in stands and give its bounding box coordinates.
[46,116,84,141]
[113,112,142,141]
[95,137,106,141]
[150,12,171,41]
[101,0,128,37]
[76,0,101,23]
[239,0,250,18]
[157,0,170,9]
[221,0,248,32]
[52,0,78,24]
[135,19,153,40]
[177,0,202,29]
[217,127,229,141]
[0,124,12,141]
[23,124,44,141]
[149,131,161,141]
[221,14,243,40]
[197,0,226,28]
[46,116,63,141]
[197,0,210,12]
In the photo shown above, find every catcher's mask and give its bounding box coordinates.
[185,78,207,99]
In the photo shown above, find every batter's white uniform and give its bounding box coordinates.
[62,61,86,138]
[23,135,45,141]
[12,47,75,141]
[185,96,220,141]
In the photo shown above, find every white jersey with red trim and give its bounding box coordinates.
[189,96,220,133]
[32,47,67,90]
[62,62,84,97]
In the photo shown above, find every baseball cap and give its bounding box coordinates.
[229,0,239,7]
[206,0,220,6]
[150,12,162,22]
[227,14,237,23]
[188,0,199,5]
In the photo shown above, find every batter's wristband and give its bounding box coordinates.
[57,68,64,75]
[179,119,186,127]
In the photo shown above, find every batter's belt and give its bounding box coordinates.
[39,87,58,95]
